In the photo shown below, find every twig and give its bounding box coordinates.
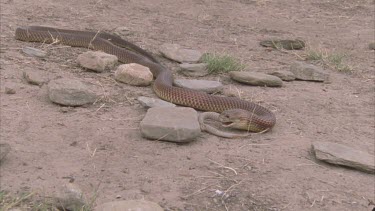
[208,158,238,175]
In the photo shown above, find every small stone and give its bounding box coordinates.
[22,46,47,58]
[48,78,98,106]
[114,26,133,36]
[268,70,296,81]
[77,51,118,72]
[312,141,375,174]
[55,183,87,211]
[4,83,17,94]
[174,79,223,93]
[179,63,209,77]
[137,96,176,108]
[0,143,11,162]
[159,43,203,63]
[115,63,153,86]
[140,107,201,142]
[230,71,283,87]
[289,62,329,82]
[260,39,305,50]
[95,200,164,211]
[23,71,48,86]
[369,42,375,50]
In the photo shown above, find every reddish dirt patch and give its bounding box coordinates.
[1,0,374,210]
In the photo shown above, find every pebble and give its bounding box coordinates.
[4,83,17,94]
[268,70,296,81]
[179,63,209,77]
[174,79,223,93]
[140,107,201,143]
[230,71,283,87]
[22,46,47,58]
[137,96,176,108]
[289,61,329,82]
[260,39,305,50]
[95,200,164,211]
[369,42,375,50]
[47,78,98,106]
[23,71,48,86]
[0,143,11,162]
[77,51,118,72]
[312,141,374,174]
[115,63,153,86]
[159,43,203,63]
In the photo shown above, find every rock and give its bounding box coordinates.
[47,78,98,106]
[114,26,133,36]
[77,51,118,72]
[140,107,201,143]
[95,200,164,211]
[260,39,305,50]
[369,42,375,50]
[55,183,87,211]
[312,142,375,174]
[159,43,203,63]
[23,71,48,86]
[22,46,47,58]
[0,143,11,162]
[4,83,17,94]
[115,63,153,86]
[179,63,209,77]
[137,96,176,108]
[174,79,223,93]
[268,70,296,81]
[230,71,283,87]
[289,62,329,82]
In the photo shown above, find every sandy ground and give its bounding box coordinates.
[0,0,374,210]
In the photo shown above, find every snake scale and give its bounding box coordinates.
[15,26,276,132]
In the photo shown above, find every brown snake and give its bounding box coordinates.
[15,26,276,132]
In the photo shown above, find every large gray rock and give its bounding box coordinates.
[268,70,295,81]
[95,200,164,211]
[312,141,375,174]
[230,71,283,87]
[137,96,176,108]
[48,78,98,106]
[174,79,223,93]
[115,63,153,86]
[0,143,11,162]
[289,62,329,82]
[140,107,201,142]
[159,43,203,63]
[77,51,118,72]
[179,63,209,77]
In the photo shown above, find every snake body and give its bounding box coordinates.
[15,26,276,132]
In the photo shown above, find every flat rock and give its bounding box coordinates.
[260,39,305,50]
[268,70,296,81]
[369,42,375,50]
[48,78,98,106]
[230,71,283,87]
[22,46,47,58]
[312,141,375,174]
[54,183,87,211]
[23,71,48,86]
[138,96,176,108]
[115,63,153,86]
[140,107,201,142]
[0,143,11,162]
[289,62,329,82]
[179,63,209,77]
[159,43,203,63]
[95,200,163,211]
[77,51,118,72]
[174,79,223,93]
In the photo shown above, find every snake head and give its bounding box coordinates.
[219,109,251,130]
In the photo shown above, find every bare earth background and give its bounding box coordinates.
[0,0,374,210]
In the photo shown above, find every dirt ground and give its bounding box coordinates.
[0,0,374,210]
